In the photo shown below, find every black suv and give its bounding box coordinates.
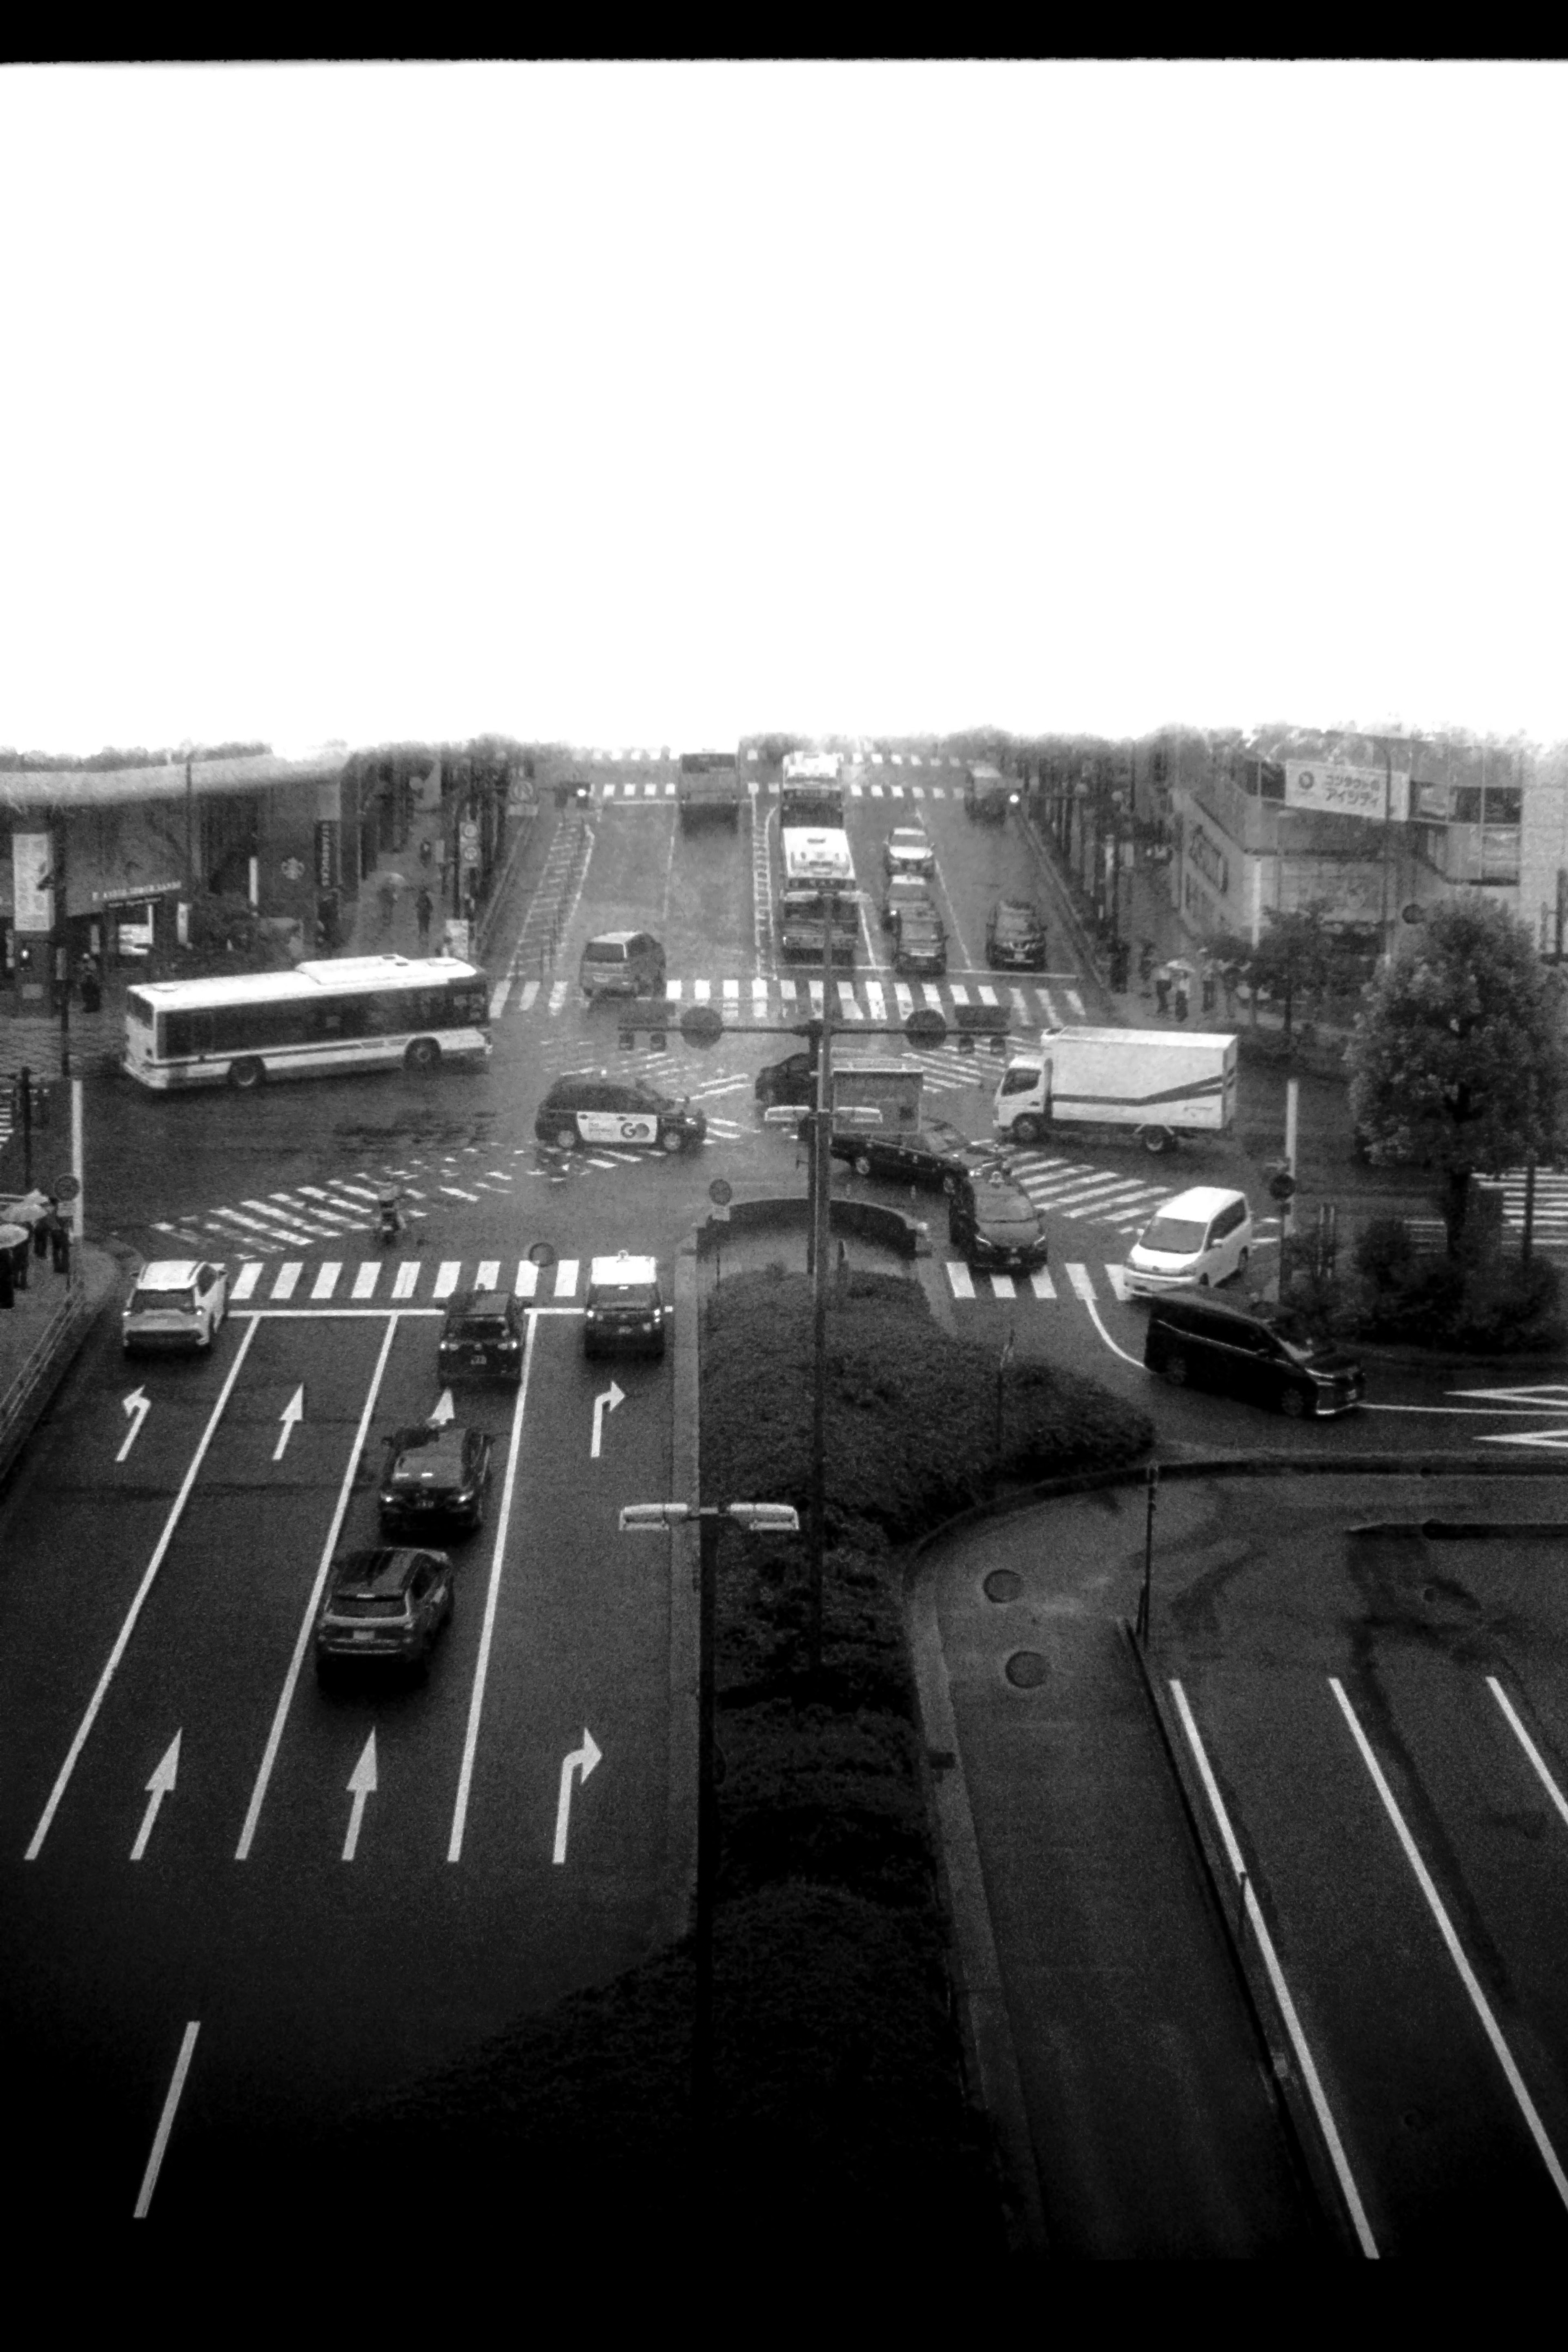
[755,1049,816,1109]
[1144,1294,1365,1419]
[438,1290,526,1384]
[535,1074,706,1154]
[314,1547,454,1681]
[986,898,1048,971]
[379,1423,494,1535]
[948,1168,1049,1272]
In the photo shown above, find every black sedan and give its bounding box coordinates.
[948,1167,1049,1272]
[379,1423,493,1535]
[832,1116,1003,1192]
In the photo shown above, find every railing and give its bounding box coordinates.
[0,1272,87,1458]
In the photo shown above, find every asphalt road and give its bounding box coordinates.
[9,754,1568,2229]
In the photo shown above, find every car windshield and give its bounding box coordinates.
[983,1203,1040,1232]
[1139,1217,1206,1254]
[592,1285,658,1309]
[452,1313,509,1336]
[129,1286,196,1314]
[583,941,627,962]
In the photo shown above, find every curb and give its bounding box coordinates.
[0,1242,119,1494]
[655,1235,702,1950]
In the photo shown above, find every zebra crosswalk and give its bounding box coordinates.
[495,971,1083,1029]
[227,1254,586,1307]
[1492,1169,1568,1253]
[1001,1152,1183,1236]
[942,1258,1135,1304]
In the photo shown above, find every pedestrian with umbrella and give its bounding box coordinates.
[1154,963,1172,1017]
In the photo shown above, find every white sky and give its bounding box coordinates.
[2,60,1566,757]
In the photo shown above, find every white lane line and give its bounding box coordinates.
[311,1263,341,1301]
[433,1262,461,1298]
[27,1320,261,1859]
[1067,1263,1146,1365]
[392,1261,421,1299]
[271,1263,302,1301]
[1487,1679,1568,1830]
[231,1263,263,1301]
[449,1314,540,1862]
[1329,1676,1568,2215]
[235,1316,401,1861]
[351,1262,380,1299]
[474,1260,500,1290]
[1169,1682,1378,2258]
[554,1259,580,1298]
[133,2021,202,2219]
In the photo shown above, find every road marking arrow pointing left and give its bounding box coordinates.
[590,1383,625,1459]
[342,1731,378,1861]
[130,1731,181,1860]
[117,1387,151,1463]
[552,1727,602,1863]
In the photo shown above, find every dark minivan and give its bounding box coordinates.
[1144,1294,1365,1419]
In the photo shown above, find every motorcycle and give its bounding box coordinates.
[375,1192,405,1247]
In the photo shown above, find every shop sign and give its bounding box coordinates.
[1283,762,1410,822]
[315,819,341,890]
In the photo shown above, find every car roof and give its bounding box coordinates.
[994,898,1040,919]
[1151,1293,1257,1328]
[136,1260,205,1287]
[889,825,928,840]
[586,930,640,947]
[330,1548,430,1593]
[1149,1187,1247,1220]
[388,1423,472,1452]
[589,1254,659,1285]
[444,1290,516,1317]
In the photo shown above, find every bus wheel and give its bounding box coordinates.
[1012,1116,1043,1147]
[227,1059,265,1092]
[405,1038,441,1073]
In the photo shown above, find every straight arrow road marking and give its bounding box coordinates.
[129,1731,181,1861]
[428,1389,456,1425]
[273,1387,305,1461]
[342,1732,378,1861]
[552,1728,602,1863]
[590,1381,625,1459]
[117,1387,151,1463]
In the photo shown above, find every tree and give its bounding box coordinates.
[1345,899,1568,1253]
[1243,901,1337,1040]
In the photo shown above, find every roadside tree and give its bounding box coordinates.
[1345,898,1568,1252]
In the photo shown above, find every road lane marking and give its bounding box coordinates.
[392,1261,421,1299]
[554,1259,580,1298]
[129,1731,181,1861]
[1329,1676,1568,2214]
[989,1273,1016,1298]
[351,1262,379,1299]
[1028,1267,1056,1298]
[1105,1264,1132,1301]
[515,1259,539,1298]
[27,1319,260,1860]
[133,2022,201,2218]
[433,1261,461,1298]
[274,1387,305,1459]
[117,1386,151,1463]
[1169,1681,1378,2258]
[310,1263,341,1301]
[474,1260,500,1290]
[945,1262,975,1299]
[1067,1263,1145,1366]
[234,1316,401,1862]
[231,1263,263,1301]
[271,1263,303,1300]
[449,1314,540,1862]
[1487,1678,1568,1831]
[552,1728,602,1863]
[342,1731,378,1860]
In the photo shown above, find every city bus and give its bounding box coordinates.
[122,954,492,1091]
[777,826,859,964]
[780,751,845,829]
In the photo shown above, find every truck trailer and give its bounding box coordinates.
[992,1027,1238,1156]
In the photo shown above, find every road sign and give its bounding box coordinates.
[904,1007,947,1047]
[708,1178,733,1206]
[680,1004,724,1047]
[53,1173,80,1201]
[1268,1171,1298,1202]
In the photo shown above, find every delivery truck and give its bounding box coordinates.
[992,1028,1238,1156]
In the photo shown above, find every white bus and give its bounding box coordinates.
[777,827,859,964]
[780,751,845,828]
[122,955,492,1092]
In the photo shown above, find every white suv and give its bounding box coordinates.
[122,1259,230,1355]
[1124,1188,1252,1298]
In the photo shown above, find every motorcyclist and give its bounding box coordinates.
[375,1189,404,1246]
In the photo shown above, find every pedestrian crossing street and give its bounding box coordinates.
[209,1249,1154,1314]
[492,969,1085,1029]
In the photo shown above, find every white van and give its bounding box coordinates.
[1123,1187,1252,1298]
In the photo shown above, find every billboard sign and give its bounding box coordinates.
[12,833,53,932]
[1283,762,1410,823]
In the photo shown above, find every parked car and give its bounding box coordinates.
[1144,1293,1365,1419]
[985,898,1048,971]
[438,1290,526,1384]
[314,1547,455,1681]
[378,1424,493,1535]
[754,1049,816,1109]
[948,1167,1050,1273]
[881,826,935,880]
[1123,1187,1252,1297]
[578,930,666,1001]
[122,1259,230,1355]
[584,1254,668,1359]
[893,908,949,976]
[833,1115,1002,1192]
[536,1073,706,1153]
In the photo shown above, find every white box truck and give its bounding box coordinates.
[992,1027,1238,1156]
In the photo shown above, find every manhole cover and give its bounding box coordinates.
[984,1569,1023,1604]
[1004,1650,1048,1688]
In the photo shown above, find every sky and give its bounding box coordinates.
[2,60,1566,760]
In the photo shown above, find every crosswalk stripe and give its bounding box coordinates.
[392,1261,420,1299]
[1029,1267,1056,1298]
[1105,1265,1132,1301]
[475,1260,500,1290]
[312,1263,341,1300]
[433,1262,461,1298]
[1065,1263,1096,1303]
[723,978,739,1000]
[231,1262,263,1301]
[520,980,539,1010]
[945,1261,975,1299]
[272,1263,303,1301]
[351,1262,380,1298]
[989,1272,1016,1297]
[515,1259,539,1298]
[555,1259,580,1298]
